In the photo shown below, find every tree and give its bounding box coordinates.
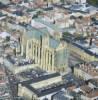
[87,0,98,6]
[13,49,16,56]
[6,36,10,41]
[78,16,83,20]
[63,32,70,38]
[44,0,48,7]
[91,17,96,22]
[60,0,65,4]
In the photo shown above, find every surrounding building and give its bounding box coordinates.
[0,64,13,100]
[18,72,65,100]
[4,55,38,74]
[73,62,98,80]
[80,85,98,100]
[65,0,86,4]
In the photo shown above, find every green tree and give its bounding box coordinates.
[87,0,98,6]
[6,36,10,41]
[60,0,65,4]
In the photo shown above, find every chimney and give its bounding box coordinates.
[89,37,93,46]
[53,20,55,24]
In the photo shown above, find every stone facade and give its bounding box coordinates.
[21,26,69,72]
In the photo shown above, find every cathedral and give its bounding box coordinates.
[21,25,69,72]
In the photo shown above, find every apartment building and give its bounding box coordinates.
[74,62,98,80]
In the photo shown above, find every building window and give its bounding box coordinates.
[34,45,36,56]
[29,43,31,49]
[37,46,38,58]
[45,51,47,66]
[50,54,52,66]
[40,47,41,60]
[62,67,65,72]
[48,52,49,64]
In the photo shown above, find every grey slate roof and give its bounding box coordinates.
[26,25,60,49]
[52,91,69,100]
